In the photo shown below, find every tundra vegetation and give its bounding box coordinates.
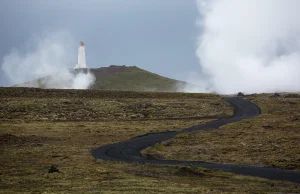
[145,94,300,172]
[0,88,299,193]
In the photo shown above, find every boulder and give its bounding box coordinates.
[270,93,280,97]
[237,92,245,97]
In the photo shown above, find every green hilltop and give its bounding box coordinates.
[88,65,188,91]
[15,65,194,92]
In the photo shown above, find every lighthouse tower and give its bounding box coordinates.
[74,42,87,69]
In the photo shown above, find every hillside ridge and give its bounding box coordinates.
[14,65,194,92]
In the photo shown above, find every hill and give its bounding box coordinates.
[14,65,195,92]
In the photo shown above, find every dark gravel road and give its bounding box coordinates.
[92,97,300,183]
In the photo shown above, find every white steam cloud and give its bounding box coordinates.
[195,0,300,94]
[1,31,95,89]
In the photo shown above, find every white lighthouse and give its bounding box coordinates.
[74,42,87,69]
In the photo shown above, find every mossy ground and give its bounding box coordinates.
[0,88,299,193]
[15,65,195,91]
[144,94,300,173]
[89,66,186,91]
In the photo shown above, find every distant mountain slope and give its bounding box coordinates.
[14,65,195,92]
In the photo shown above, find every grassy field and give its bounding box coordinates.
[1,88,299,193]
[144,94,300,172]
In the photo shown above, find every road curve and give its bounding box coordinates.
[91,97,300,184]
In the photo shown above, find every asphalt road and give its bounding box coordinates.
[92,97,300,183]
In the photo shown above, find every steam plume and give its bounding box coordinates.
[196,0,300,94]
[1,31,95,89]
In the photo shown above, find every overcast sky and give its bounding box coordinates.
[0,0,201,86]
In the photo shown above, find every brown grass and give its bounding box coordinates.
[0,88,299,193]
[144,94,300,173]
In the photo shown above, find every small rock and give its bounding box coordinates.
[48,165,59,173]
[263,125,273,129]
[240,142,246,146]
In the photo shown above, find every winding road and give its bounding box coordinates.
[92,97,300,184]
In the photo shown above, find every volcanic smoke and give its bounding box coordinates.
[196,0,300,94]
[1,31,95,89]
